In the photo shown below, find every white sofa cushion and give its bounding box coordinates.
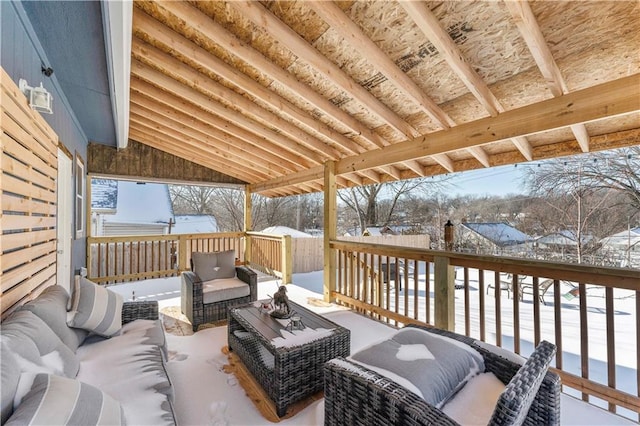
[202,278,250,304]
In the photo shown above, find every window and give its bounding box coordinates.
[75,153,85,239]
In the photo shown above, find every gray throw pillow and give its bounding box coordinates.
[20,285,88,351]
[68,276,123,337]
[191,250,236,281]
[1,310,80,378]
[5,374,125,426]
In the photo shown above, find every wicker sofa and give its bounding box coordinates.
[1,283,175,425]
[181,250,257,331]
[324,325,561,426]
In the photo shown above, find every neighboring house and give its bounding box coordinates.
[173,215,218,234]
[599,227,640,267]
[363,226,398,236]
[91,180,174,236]
[536,230,594,250]
[261,226,313,238]
[459,222,533,255]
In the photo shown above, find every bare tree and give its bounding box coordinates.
[169,185,217,215]
[523,159,623,263]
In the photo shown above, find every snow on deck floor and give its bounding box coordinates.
[109,274,637,425]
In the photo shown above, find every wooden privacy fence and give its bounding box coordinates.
[1,68,59,317]
[87,232,244,284]
[329,239,640,421]
[292,234,430,273]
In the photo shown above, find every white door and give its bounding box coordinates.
[57,149,73,293]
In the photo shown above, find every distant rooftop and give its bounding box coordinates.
[462,222,532,247]
[172,215,218,234]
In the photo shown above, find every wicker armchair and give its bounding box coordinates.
[324,325,560,426]
[181,252,257,331]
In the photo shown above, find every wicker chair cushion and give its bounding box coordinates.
[5,374,125,426]
[68,277,124,337]
[192,250,236,281]
[350,327,484,408]
[202,278,251,304]
[20,285,88,351]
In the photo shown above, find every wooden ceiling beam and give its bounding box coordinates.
[401,1,536,166]
[250,166,324,194]
[467,146,492,168]
[128,128,262,183]
[157,1,385,150]
[336,74,639,174]
[401,1,501,117]
[128,121,268,182]
[130,59,314,169]
[131,39,330,164]
[505,0,591,152]
[228,0,419,139]
[308,1,452,129]
[129,104,284,178]
[130,78,305,173]
[133,9,362,157]
[431,154,455,173]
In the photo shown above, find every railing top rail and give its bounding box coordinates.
[88,232,245,243]
[246,231,287,240]
[330,239,640,290]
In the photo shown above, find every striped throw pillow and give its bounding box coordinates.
[6,374,125,425]
[67,276,123,337]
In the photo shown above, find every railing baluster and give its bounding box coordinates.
[533,276,541,346]
[425,261,431,325]
[464,267,470,336]
[494,270,502,347]
[554,279,563,370]
[605,286,615,412]
[413,259,418,321]
[513,273,521,354]
[479,269,485,342]
[579,282,589,402]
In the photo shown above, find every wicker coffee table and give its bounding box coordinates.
[228,300,350,417]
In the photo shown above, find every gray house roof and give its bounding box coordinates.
[91,179,174,225]
[462,222,532,247]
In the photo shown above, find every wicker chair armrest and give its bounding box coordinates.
[324,358,458,426]
[122,301,159,324]
[489,341,558,426]
[235,266,258,301]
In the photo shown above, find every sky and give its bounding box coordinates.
[446,164,527,197]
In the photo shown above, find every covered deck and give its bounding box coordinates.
[109,272,635,425]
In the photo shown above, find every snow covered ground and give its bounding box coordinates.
[109,272,637,425]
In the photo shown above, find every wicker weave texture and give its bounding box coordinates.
[122,301,159,324]
[324,326,560,426]
[181,266,257,331]
[228,303,350,417]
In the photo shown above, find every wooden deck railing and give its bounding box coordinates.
[246,232,292,283]
[87,232,244,284]
[330,239,640,421]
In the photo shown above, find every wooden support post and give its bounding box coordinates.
[178,235,188,272]
[323,161,337,303]
[244,185,252,265]
[434,255,455,331]
[281,235,292,284]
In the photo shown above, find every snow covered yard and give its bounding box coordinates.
[110,273,637,425]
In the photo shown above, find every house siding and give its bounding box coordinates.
[1,1,90,284]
